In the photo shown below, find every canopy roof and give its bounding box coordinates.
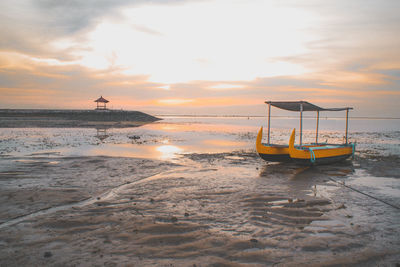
[265,101,352,112]
[94,96,109,103]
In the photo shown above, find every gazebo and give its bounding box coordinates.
[94,96,109,110]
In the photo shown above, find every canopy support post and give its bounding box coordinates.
[267,102,271,145]
[315,110,319,144]
[300,102,303,146]
[345,108,349,144]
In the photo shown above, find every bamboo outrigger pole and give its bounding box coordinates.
[345,108,349,144]
[316,110,320,144]
[299,102,303,146]
[267,102,271,145]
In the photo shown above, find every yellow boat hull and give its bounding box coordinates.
[256,127,291,162]
[288,129,354,164]
[256,127,334,163]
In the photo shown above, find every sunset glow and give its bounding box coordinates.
[0,0,399,116]
[71,1,313,84]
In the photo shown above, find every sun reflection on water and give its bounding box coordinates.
[155,145,183,160]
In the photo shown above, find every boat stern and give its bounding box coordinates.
[256,127,291,162]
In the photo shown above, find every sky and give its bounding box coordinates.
[0,0,399,117]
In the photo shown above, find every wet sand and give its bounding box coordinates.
[1,154,399,266]
[0,118,399,266]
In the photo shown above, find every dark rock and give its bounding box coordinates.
[0,109,161,128]
[44,251,52,258]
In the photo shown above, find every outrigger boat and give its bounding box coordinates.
[256,101,355,164]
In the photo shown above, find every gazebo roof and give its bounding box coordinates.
[94,96,109,103]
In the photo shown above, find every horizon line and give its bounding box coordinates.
[156,114,400,120]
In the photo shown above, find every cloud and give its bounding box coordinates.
[0,52,171,109]
[1,54,399,116]
[132,24,163,36]
[157,99,194,105]
[0,0,188,59]
[206,84,245,90]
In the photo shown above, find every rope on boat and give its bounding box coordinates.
[308,147,316,164]
[328,177,400,210]
[351,143,356,159]
[309,143,356,164]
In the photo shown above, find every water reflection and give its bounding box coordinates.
[202,139,247,147]
[95,127,110,142]
[259,161,354,180]
[155,145,183,160]
[259,161,355,197]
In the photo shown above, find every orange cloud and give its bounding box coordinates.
[285,87,362,97]
[312,71,389,87]
[156,99,194,105]
[206,84,245,90]
[153,97,258,107]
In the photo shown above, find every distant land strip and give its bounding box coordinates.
[0,109,161,128]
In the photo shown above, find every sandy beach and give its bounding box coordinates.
[0,117,399,266]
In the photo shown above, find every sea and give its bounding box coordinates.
[1,116,400,158]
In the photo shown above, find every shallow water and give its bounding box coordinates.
[0,116,399,266]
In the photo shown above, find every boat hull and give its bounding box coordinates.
[291,153,352,165]
[288,129,354,165]
[256,127,291,162]
[258,152,291,162]
[256,127,329,163]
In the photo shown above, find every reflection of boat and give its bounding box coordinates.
[257,101,355,164]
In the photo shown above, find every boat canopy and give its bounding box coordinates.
[265,101,352,112]
[264,100,353,146]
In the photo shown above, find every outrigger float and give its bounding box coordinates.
[256,101,355,164]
